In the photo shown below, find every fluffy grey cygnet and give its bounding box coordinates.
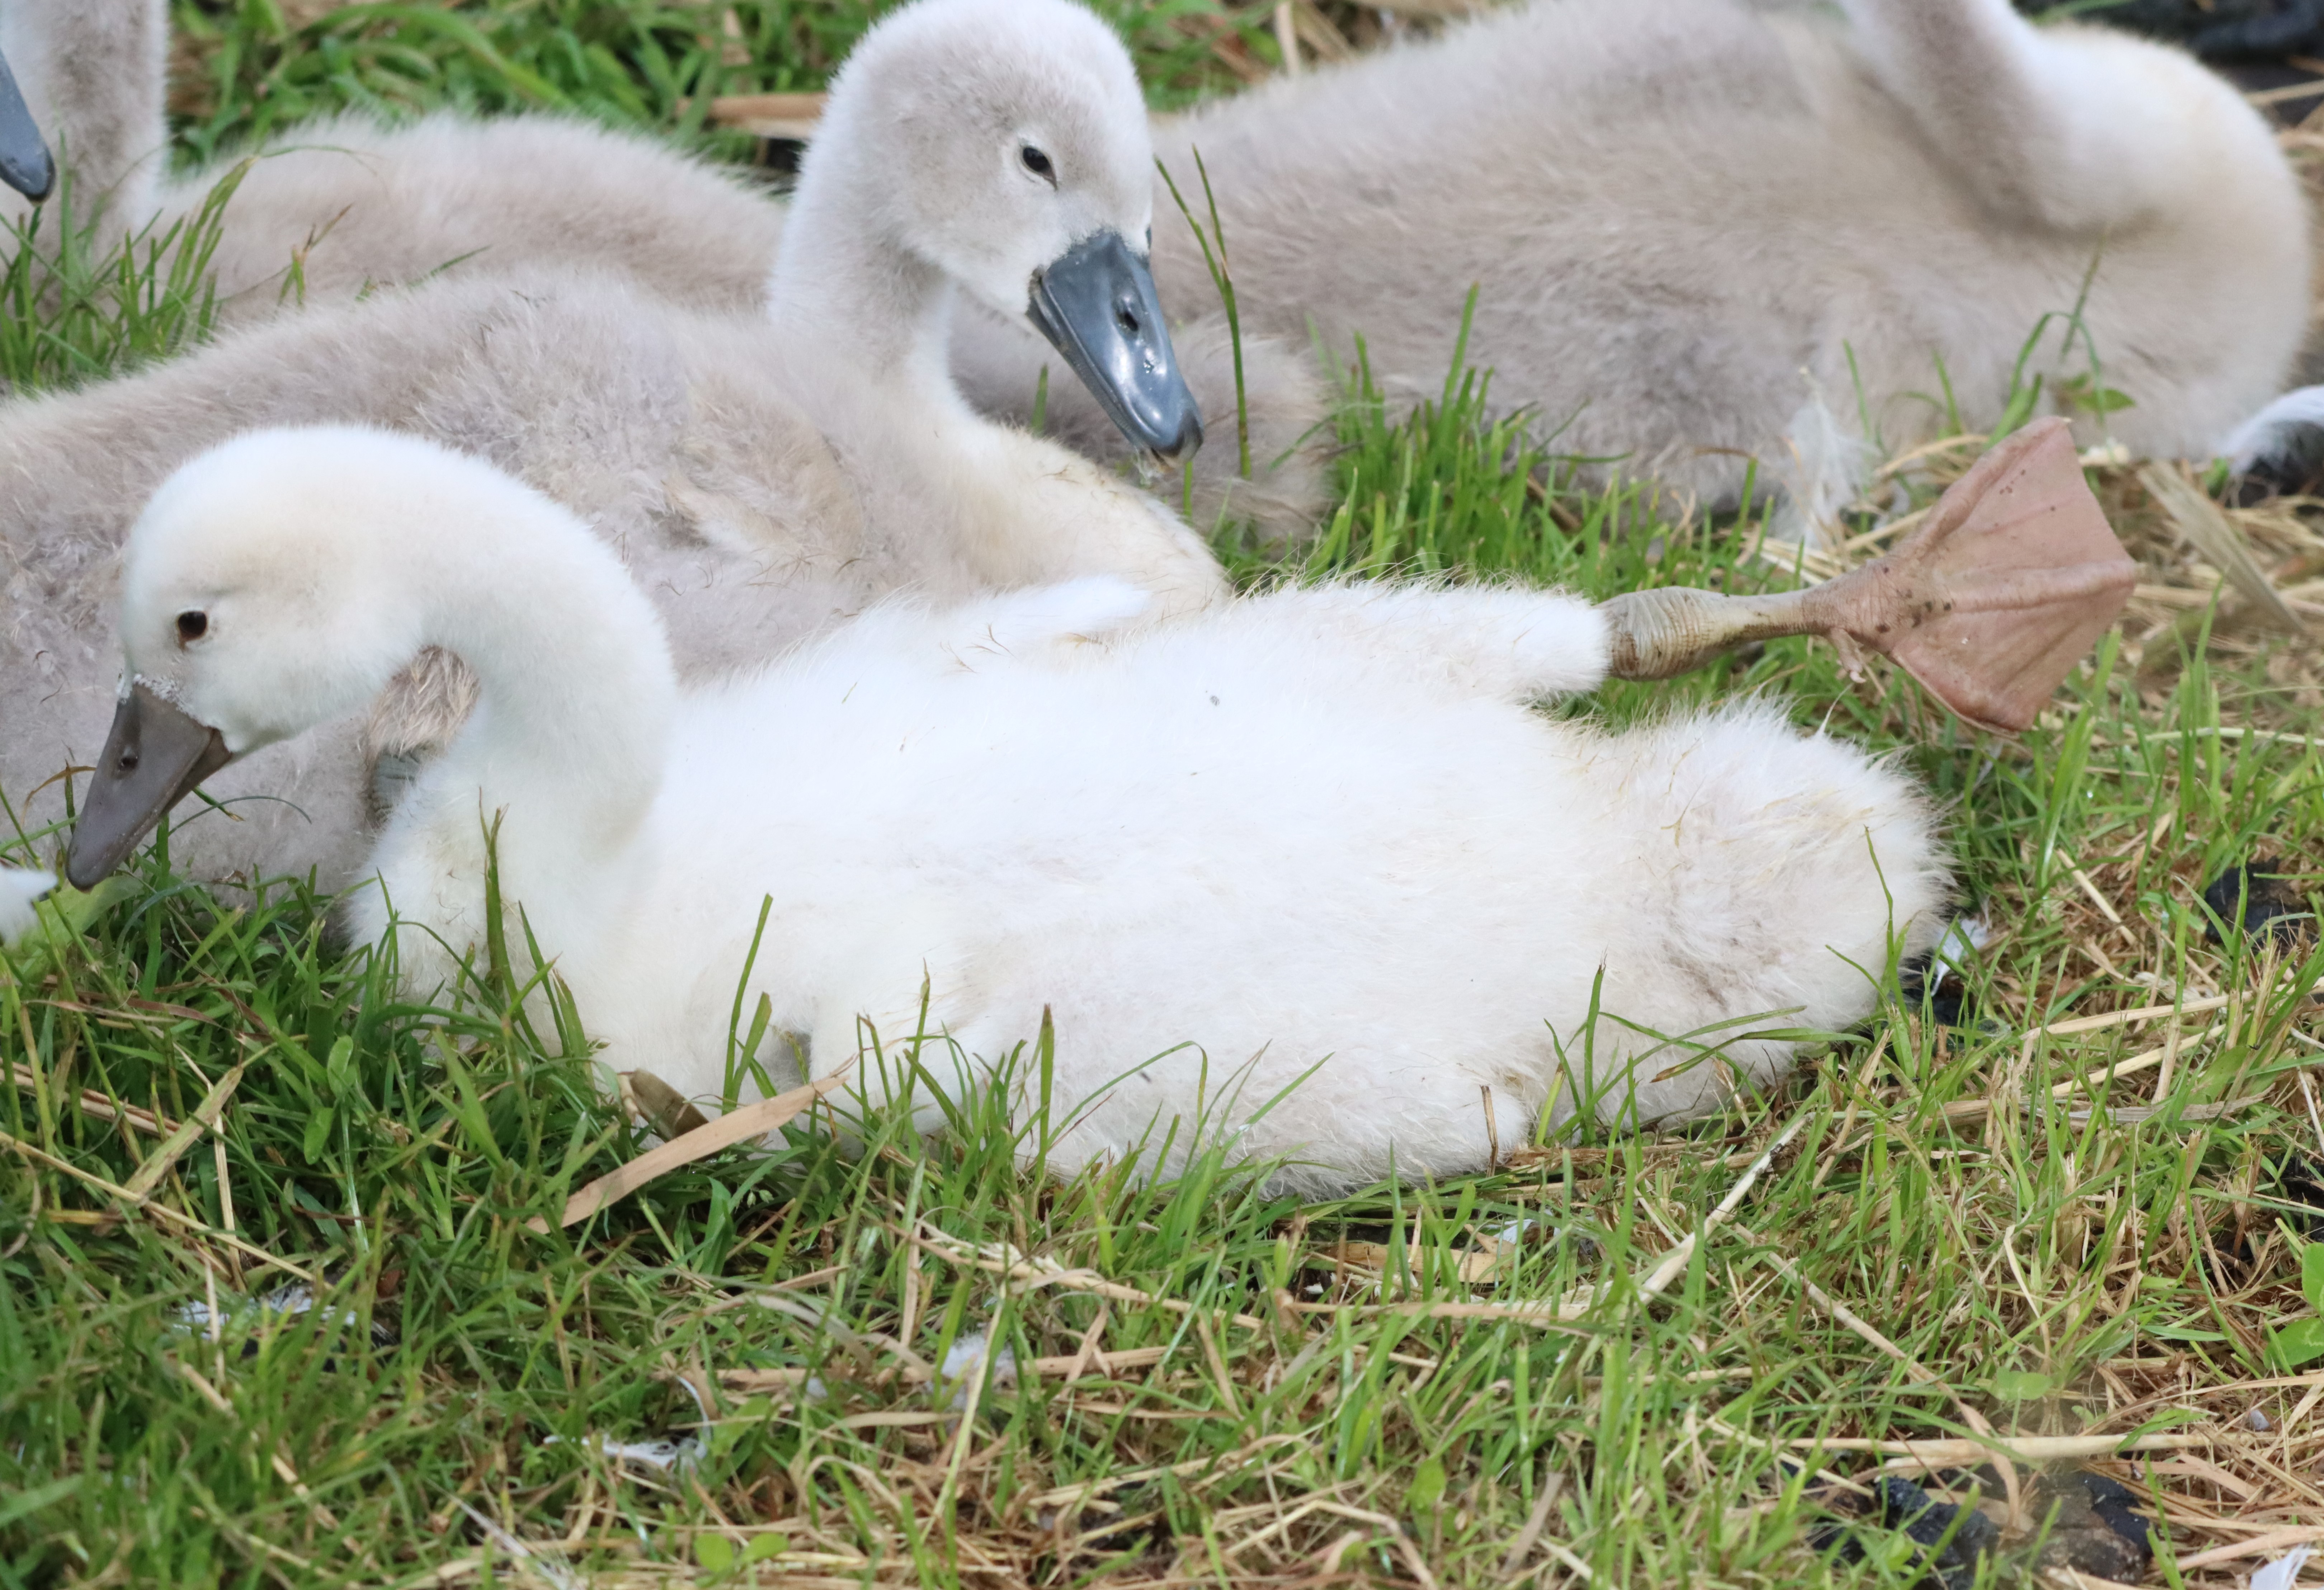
[957,0,2311,516]
[11,0,2298,528]
[0,0,1235,892]
[0,0,1323,539]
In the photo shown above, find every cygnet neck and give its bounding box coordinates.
[765,118,959,396]
[396,472,678,856]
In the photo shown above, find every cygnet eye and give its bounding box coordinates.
[176,610,208,645]
[1019,144,1056,185]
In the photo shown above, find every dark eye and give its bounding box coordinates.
[1020,145,1055,184]
[176,611,208,644]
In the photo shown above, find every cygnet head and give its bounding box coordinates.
[65,428,546,887]
[788,0,1202,460]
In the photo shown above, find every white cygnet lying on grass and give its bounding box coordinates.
[70,426,1951,1190]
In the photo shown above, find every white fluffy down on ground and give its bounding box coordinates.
[0,867,53,944]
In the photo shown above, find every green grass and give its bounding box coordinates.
[6,7,2324,1587]
[166,0,1289,162]
[0,166,239,394]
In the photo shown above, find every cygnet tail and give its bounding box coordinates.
[1565,703,1949,1127]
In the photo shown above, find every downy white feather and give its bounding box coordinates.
[105,424,1952,1192]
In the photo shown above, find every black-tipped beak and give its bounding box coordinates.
[1027,229,1203,463]
[0,48,53,203]
[65,684,233,889]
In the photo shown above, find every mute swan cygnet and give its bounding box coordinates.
[950,0,2313,514]
[19,0,2274,528]
[71,426,1950,1190]
[0,0,1323,539]
[0,0,1231,893]
[8,0,2300,525]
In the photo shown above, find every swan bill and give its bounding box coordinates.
[65,684,234,889]
[0,48,52,203]
[1027,229,1203,463]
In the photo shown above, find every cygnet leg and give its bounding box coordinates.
[1247,582,1614,702]
[1599,417,2134,732]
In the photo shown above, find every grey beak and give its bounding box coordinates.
[65,684,233,889]
[0,47,53,203]
[1027,229,1203,463]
